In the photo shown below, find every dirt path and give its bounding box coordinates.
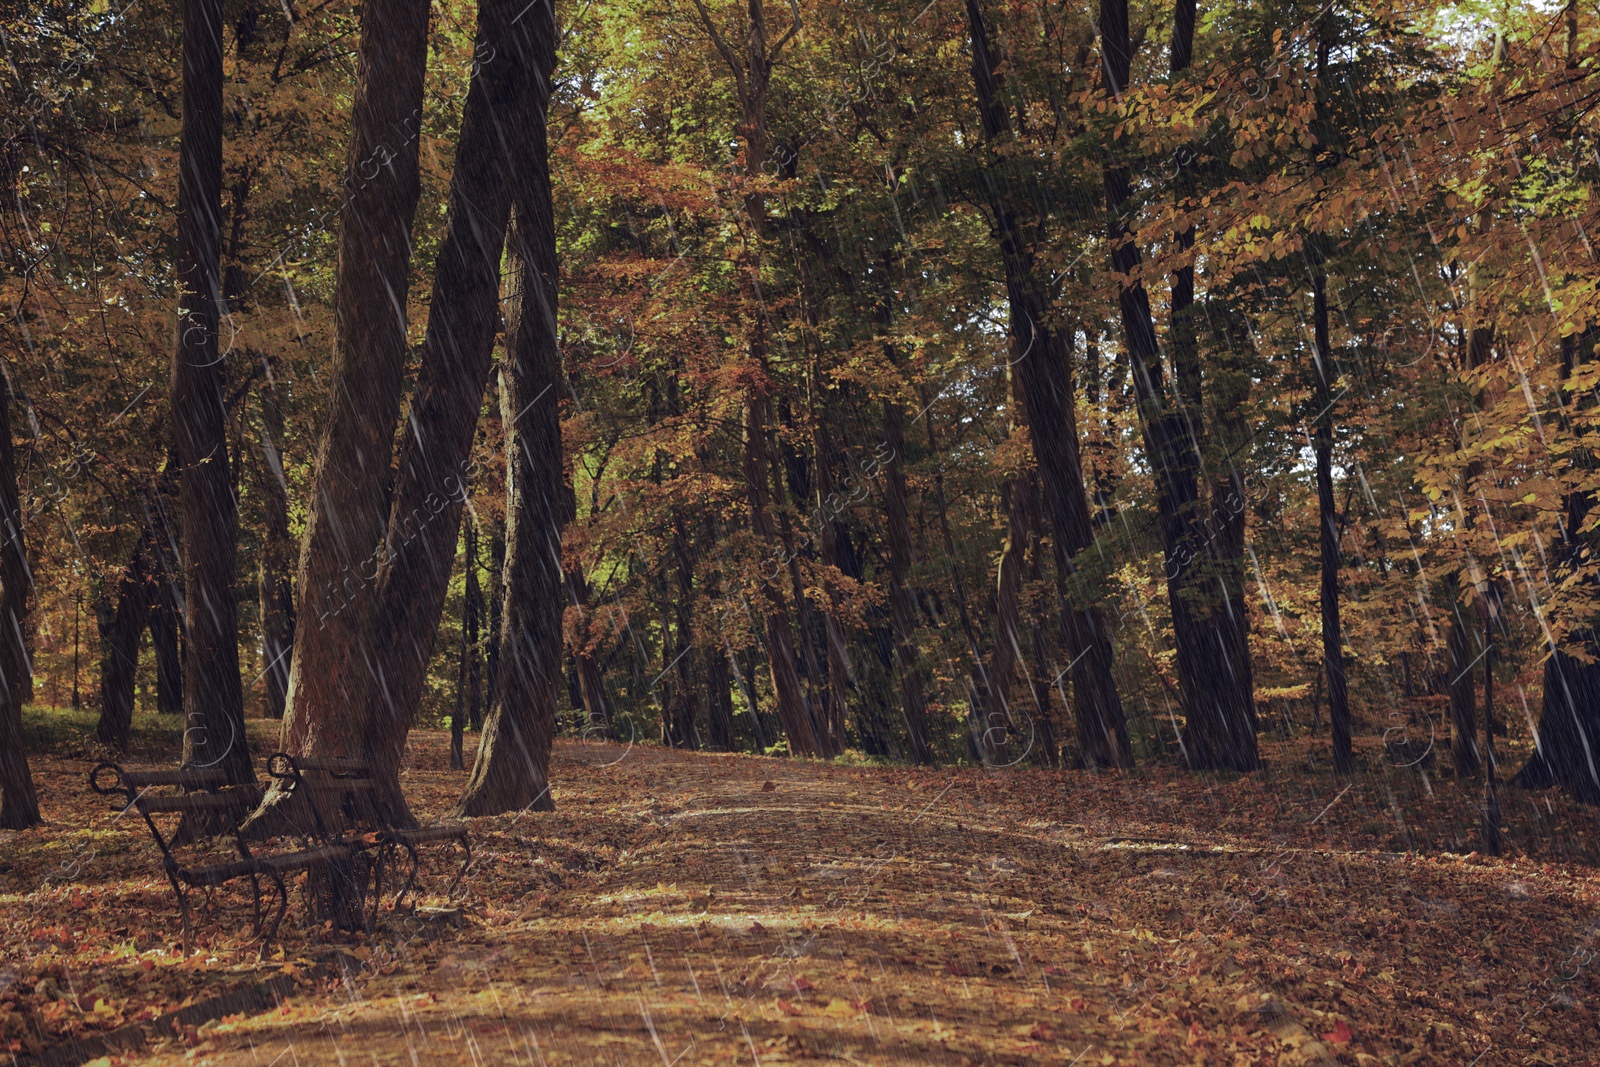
[6,732,1599,1064]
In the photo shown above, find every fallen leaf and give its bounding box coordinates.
[1321,1020,1353,1045]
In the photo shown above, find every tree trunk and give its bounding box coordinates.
[704,640,736,750]
[1167,0,1258,768]
[148,577,185,717]
[174,0,250,782]
[359,0,544,821]
[0,375,38,828]
[687,0,817,758]
[1312,272,1353,776]
[567,568,613,730]
[270,0,431,770]
[464,515,484,734]
[1094,0,1248,771]
[966,0,1131,769]
[483,515,505,731]
[254,390,294,720]
[667,516,700,748]
[456,0,562,814]
[882,391,936,765]
[95,534,151,752]
[1513,333,1600,802]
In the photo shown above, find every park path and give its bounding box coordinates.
[107,734,1592,1066]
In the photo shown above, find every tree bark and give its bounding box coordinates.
[95,533,152,752]
[456,0,562,815]
[688,0,818,758]
[1312,272,1353,776]
[359,0,546,821]
[270,0,431,770]
[254,389,294,720]
[666,516,700,747]
[0,374,38,828]
[148,563,185,717]
[882,391,935,765]
[704,639,736,750]
[1513,331,1600,803]
[1166,0,1259,769]
[967,0,1131,768]
[173,0,250,782]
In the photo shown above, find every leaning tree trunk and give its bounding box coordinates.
[266,0,431,777]
[966,0,1131,768]
[173,0,250,782]
[255,388,295,720]
[456,0,562,815]
[0,374,38,828]
[360,0,543,823]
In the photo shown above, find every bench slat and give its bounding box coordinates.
[294,757,370,775]
[179,845,353,887]
[300,778,376,793]
[386,825,468,846]
[120,768,230,790]
[135,791,256,815]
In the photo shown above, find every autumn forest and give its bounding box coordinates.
[2,0,1600,1062]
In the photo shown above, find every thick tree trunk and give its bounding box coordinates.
[882,393,936,765]
[1094,0,1249,771]
[1515,334,1600,803]
[704,641,736,750]
[360,0,545,821]
[95,535,152,752]
[1312,273,1353,775]
[252,390,294,720]
[0,377,39,828]
[1166,0,1258,768]
[270,0,430,769]
[456,0,562,815]
[148,578,185,717]
[173,0,250,782]
[967,0,1131,769]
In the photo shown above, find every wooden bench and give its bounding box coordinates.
[266,753,471,915]
[89,762,362,954]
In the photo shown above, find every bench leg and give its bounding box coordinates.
[391,841,422,914]
[167,869,194,956]
[447,838,471,902]
[247,872,265,940]
[261,869,290,956]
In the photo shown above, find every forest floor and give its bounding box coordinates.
[3,711,1599,1066]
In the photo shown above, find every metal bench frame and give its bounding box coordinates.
[89,762,359,955]
[266,753,471,916]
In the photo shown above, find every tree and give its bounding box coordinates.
[261,0,432,794]
[360,0,551,821]
[456,0,563,816]
[967,0,1131,768]
[686,0,821,758]
[0,371,38,829]
[173,0,250,782]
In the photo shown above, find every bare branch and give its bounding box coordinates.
[769,0,802,66]
[685,0,749,100]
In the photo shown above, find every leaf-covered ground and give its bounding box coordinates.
[3,716,1598,1065]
